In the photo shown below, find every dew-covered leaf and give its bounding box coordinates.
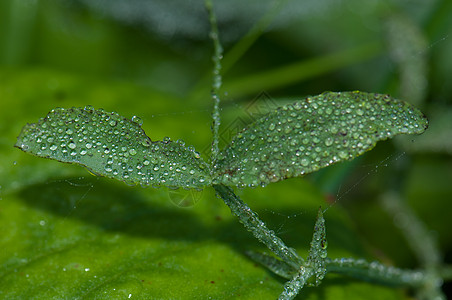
[213,91,428,187]
[15,107,211,189]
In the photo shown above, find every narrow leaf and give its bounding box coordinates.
[307,208,327,286]
[15,107,211,189]
[213,91,428,187]
[245,250,296,279]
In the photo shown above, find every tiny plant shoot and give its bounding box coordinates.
[15,1,446,299]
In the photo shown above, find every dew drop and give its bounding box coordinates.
[325,138,333,147]
[84,105,94,112]
[338,151,348,159]
[268,123,276,131]
[293,102,303,110]
[131,115,143,126]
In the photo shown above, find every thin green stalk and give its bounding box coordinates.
[326,257,446,300]
[205,0,223,161]
[206,0,303,273]
[213,184,303,269]
[190,0,287,102]
[278,267,312,300]
[326,258,426,287]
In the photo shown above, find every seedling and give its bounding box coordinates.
[14,2,448,299]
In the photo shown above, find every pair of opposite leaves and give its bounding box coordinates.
[15,91,428,189]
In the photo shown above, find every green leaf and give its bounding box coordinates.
[213,91,428,187]
[15,107,211,189]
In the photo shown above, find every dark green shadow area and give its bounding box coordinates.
[19,178,217,241]
[18,176,367,260]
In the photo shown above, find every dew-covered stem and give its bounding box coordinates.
[278,267,312,300]
[277,208,327,299]
[205,0,223,161]
[213,184,303,269]
[326,258,426,287]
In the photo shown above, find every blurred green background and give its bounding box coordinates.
[1,0,451,299]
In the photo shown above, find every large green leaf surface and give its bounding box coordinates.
[0,69,408,299]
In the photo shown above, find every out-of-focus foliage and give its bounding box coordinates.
[1,0,451,298]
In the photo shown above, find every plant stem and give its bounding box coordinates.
[326,258,426,287]
[189,0,287,103]
[205,0,223,162]
[213,184,303,269]
[278,267,312,300]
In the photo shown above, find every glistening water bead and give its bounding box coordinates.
[15,107,212,189]
[212,91,428,188]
